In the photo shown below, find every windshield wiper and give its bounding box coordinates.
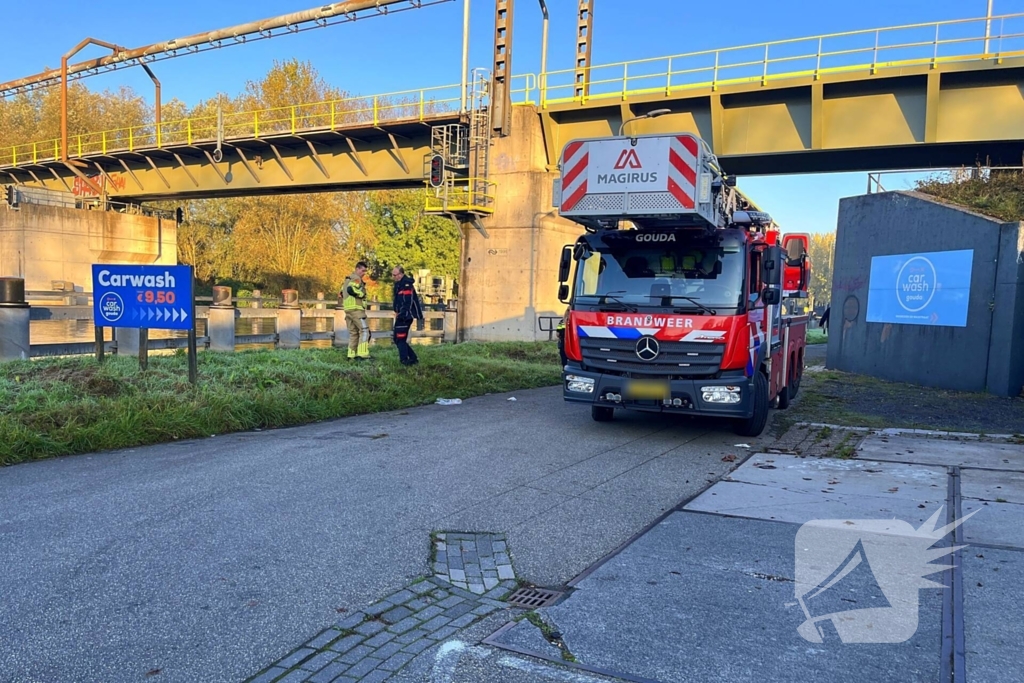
[660,296,717,315]
[598,291,638,312]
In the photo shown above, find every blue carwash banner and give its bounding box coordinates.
[92,264,194,330]
[866,249,973,327]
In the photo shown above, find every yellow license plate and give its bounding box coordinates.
[625,380,670,400]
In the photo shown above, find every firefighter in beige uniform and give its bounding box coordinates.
[342,262,371,359]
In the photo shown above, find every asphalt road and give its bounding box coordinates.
[1,386,747,683]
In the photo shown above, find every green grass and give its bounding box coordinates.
[915,171,1024,222]
[0,342,561,466]
[806,329,827,345]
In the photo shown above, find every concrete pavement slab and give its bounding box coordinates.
[1,386,737,683]
[961,499,1024,549]
[855,435,1024,471]
[685,454,948,527]
[490,511,943,683]
[960,468,1024,505]
[963,548,1024,683]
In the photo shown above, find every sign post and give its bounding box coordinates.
[92,264,197,382]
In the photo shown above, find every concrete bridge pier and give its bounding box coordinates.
[459,106,582,342]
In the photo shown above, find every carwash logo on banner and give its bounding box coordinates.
[98,292,125,323]
[896,256,937,312]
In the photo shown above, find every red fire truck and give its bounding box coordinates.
[554,133,810,436]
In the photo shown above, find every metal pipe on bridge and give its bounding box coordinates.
[0,0,452,97]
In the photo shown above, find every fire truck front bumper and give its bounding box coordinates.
[563,369,753,418]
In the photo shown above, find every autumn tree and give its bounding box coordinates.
[362,190,460,284]
[807,232,835,309]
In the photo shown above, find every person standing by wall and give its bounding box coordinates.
[341,262,371,360]
[819,304,831,335]
[391,265,425,366]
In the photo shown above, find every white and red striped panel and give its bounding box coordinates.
[667,135,698,209]
[561,140,589,212]
[560,135,701,214]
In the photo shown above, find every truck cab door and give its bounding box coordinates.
[782,233,811,294]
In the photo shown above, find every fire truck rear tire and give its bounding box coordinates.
[788,363,802,399]
[776,383,791,410]
[734,372,769,437]
[592,405,614,422]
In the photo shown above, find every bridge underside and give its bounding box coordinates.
[0,115,457,202]
[540,56,1024,175]
[6,57,1024,202]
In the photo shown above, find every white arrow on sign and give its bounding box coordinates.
[172,309,179,322]
[181,309,189,322]
[148,308,155,321]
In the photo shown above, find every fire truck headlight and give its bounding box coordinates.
[701,386,742,404]
[566,375,595,394]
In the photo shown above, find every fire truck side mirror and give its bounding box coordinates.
[558,246,572,283]
[763,246,783,286]
[762,288,782,306]
[558,283,570,303]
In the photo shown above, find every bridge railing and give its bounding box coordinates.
[538,12,1024,106]
[0,75,536,168]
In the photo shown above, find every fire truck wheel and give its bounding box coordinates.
[734,372,769,437]
[776,380,791,410]
[592,405,615,422]
[788,363,802,399]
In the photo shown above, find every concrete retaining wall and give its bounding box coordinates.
[0,203,176,291]
[828,191,1024,397]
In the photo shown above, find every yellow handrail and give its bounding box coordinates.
[1,13,1022,168]
[0,76,534,168]
[537,11,1024,106]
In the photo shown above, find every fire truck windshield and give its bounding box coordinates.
[573,238,745,312]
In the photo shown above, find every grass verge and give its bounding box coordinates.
[0,342,561,466]
[806,329,827,345]
[778,368,1024,435]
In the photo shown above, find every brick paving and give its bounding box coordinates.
[246,532,519,682]
[431,532,514,594]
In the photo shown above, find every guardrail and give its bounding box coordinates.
[25,305,454,359]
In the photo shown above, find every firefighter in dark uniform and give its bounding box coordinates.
[391,265,425,366]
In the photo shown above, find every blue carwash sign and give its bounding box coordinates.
[92,264,194,330]
[866,250,973,327]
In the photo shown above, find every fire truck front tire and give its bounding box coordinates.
[734,372,769,437]
[592,405,615,422]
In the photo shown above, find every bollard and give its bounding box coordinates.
[0,277,30,361]
[278,289,301,349]
[208,286,236,352]
[443,310,458,343]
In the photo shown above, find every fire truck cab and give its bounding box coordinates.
[554,133,809,436]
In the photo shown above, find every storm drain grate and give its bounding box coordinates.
[506,587,565,609]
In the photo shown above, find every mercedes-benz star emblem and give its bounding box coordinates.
[635,336,660,361]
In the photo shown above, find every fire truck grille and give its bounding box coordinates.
[580,338,724,377]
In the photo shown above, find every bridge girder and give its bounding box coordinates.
[1,117,456,201]
[539,56,1024,175]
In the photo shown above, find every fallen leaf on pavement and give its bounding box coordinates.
[722,454,737,462]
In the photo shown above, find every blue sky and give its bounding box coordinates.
[0,0,1013,233]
